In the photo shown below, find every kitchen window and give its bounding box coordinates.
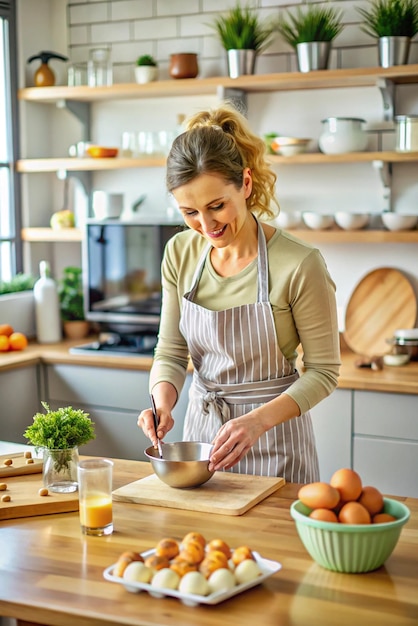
[0,0,21,283]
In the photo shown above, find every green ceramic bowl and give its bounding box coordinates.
[290,497,410,573]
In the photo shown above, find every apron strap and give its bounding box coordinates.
[185,217,270,304]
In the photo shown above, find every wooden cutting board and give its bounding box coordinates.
[0,451,43,478]
[112,472,285,516]
[0,471,79,521]
[343,267,417,356]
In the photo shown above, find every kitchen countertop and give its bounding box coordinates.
[0,335,417,394]
[0,456,417,626]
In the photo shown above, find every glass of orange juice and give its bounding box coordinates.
[77,458,113,536]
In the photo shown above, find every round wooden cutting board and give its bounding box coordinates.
[343,267,417,356]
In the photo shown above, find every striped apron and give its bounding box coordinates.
[179,221,319,482]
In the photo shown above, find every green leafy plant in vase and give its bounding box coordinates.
[210,3,275,77]
[24,402,96,493]
[135,54,158,83]
[276,5,344,72]
[357,0,418,66]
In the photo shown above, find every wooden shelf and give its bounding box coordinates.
[21,226,418,244]
[16,156,166,173]
[16,151,418,173]
[17,65,418,103]
[21,228,83,242]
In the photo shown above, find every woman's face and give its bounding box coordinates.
[173,169,253,248]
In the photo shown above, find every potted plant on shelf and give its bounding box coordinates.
[357,0,418,67]
[276,5,344,72]
[58,266,89,340]
[135,54,158,84]
[211,3,275,78]
[24,402,96,493]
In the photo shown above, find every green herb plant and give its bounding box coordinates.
[277,5,344,48]
[211,3,274,51]
[136,54,158,66]
[58,266,85,322]
[0,273,35,295]
[24,402,96,472]
[357,0,418,38]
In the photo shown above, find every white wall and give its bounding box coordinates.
[17,0,418,324]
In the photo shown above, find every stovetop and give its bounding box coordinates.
[69,332,158,357]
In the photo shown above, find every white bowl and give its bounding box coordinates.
[274,211,302,229]
[381,214,418,231]
[271,137,311,156]
[334,212,370,231]
[302,212,335,230]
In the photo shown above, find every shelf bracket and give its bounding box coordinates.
[377,78,395,122]
[56,99,91,141]
[216,86,248,115]
[372,159,392,211]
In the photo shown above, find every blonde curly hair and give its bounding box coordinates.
[166,103,278,219]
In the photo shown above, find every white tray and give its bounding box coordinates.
[103,548,282,606]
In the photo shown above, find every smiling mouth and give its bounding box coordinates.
[206,225,227,239]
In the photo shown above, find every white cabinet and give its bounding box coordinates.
[310,389,352,482]
[45,364,191,461]
[0,365,41,443]
[353,390,418,497]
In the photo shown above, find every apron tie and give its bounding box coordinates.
[202,390,230,425]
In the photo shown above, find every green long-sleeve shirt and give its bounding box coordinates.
[150,226,341,415]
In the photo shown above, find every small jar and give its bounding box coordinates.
[395,115,418,152]
[319,117,368,154]
[169,53,198,79]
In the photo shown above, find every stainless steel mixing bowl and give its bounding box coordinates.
[144,441,214,488]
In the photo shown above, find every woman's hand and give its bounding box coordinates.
[208,411,265,472]
[137,382,178,448]
[137,405,174,449]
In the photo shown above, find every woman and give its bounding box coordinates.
[138,104,340,483]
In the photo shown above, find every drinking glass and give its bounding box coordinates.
[78,458,113,536]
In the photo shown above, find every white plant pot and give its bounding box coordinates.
[134,66,158,84]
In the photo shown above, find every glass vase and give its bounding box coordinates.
[42,447,79,493]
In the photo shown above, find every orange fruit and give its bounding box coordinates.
[8,332,28,351]
[0,335,10,352]
[0,324,14,337]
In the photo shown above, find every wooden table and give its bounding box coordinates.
[0,459,417,626]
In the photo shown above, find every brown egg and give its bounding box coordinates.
[338,501,371,524]
[113,551,144,578]
[155,538,180,560]
[231,545,255,567]
[182,531,206,549]
[298,482,340,510]
[373,513,397,524]
[204,549,229,567]
[309,508,339,523]
[207,538,231,559]
[199,555,228,579]
[358,486,384,516]
[178,539,205,564]
[144,554,171,572]
[330,468,362,502]
[170,559,198,578]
